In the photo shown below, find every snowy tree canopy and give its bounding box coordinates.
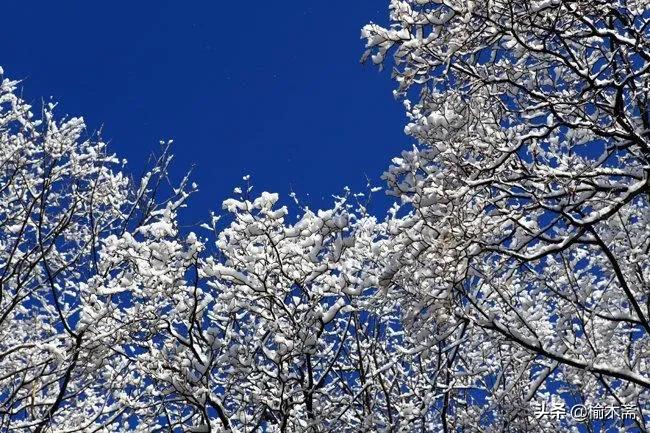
[361,0,649,430]
[1,1,649,431]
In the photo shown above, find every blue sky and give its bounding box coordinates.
[1,1,406,220]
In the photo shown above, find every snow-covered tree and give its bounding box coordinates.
[133,187,409,432]
[0,72,196,431]
[362,0,649,431]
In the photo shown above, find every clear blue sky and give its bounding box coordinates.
[1,1,406,220]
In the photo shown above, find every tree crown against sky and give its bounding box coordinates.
[0,1,649,432]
